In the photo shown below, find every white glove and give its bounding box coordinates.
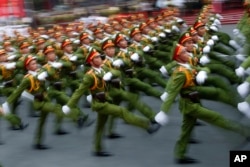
[37,71,48,81]
[2,102,10,115]
[69,55,77,61]
[5,62,16,69]
[210,25,218,32]
[160,92,168,102]
[7,55,17,61]
[40,35,49,39]
[103,72,113,81]
[154,111,169,126]
[182,23,188,28]
[164,29,171,33]
[143,46,150,52]
[238,101,250,118]
[72,32,79,36]
[206,39,214,46]
[112,59,124,67]
[235,66,245,77]
[159,32,166,38]
[235,54,246,61]
[196,71,207,85]
[86,94,92,103]
[73,39,80,45]
[214,19,221,26]
[159,66,168,76]
[130,53,140,62]
[172,25,180,32]
[237,82,250,98]
[216,13,223,19]
[62,105,71,115]
[233,28,240,35]
[202,45,211,54]
[229,40,240,50]
[211,35,219,41]
[151,36,158,42]
[51,62,63,69]
[28,46,34,50]
[199,55,210,65]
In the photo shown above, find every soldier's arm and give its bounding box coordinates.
[7,78,30,104]
[67,74,93,108]
[160,72,185,113]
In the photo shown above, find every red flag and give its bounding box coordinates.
[0,0,8,16]
[0,0,24,17]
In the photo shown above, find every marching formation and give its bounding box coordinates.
[0,1,250,165]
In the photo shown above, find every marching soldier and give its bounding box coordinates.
[2,55,65,149]
[63,48,161,156]
[154,43,250,164]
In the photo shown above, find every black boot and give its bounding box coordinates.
[33,144,50,150]
[147,122,161,134]
[175,156,199,164]
[77,115,95,128]
[10,123,29,130]
[93,151,113,157]
[54,129,69,135]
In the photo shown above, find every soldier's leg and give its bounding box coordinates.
[119,90,156,121]
[209,51,236,69]
[94,113,109,152]
[4,113,21,127]
[204,74,233,92]
[196,86,238,107]
[48,89,69,134]
[174,114,196,159]
[136,68,167,88]
[93,102,149,129]
[106,89,124,137]
[189,103,250,137]
[125,78,162,99]
[33,110,49,147]
[206,63,241,84]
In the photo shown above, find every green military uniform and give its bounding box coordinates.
[65,49,160,156]
[159,44,250,162]
[129,27,167,88]
[5,56,65,149]
[101,39,158,137]
[59,39,84,93]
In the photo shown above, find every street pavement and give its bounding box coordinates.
[0,24,249,167]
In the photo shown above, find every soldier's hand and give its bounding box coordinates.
[62,105,71,115]
[69,55,78,61]
[5,62,16,69]
[37,71,48,81]
[238,102,250,118]
[159,66,168,77]
[211,35,219,41]
[160,92,168,102]
[196,71,207,85]
[2,102,10,115]
[7,55,17,61]
[206,39,214,46]
[237,82,250,98]
[103,72,113,81]
[86,94,92,103]
[235,66,245,77]
[143,46,150,52]
[154,111,169,126]
[51,62,63,69]
[130,53,140,62]
[112,59,124,67]
[199,55,210,65]
[202,45,210,54]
